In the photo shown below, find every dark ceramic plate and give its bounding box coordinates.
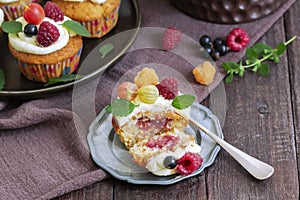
[0,0,141,99]
[87,103,223,185]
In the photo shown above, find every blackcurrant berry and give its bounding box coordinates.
[215,44,228,56]
[24,24,38,37]
[213,38,225,47]
[199,35,212,46]
[211,51,221,61]
[203,44,213,55]
[163,156,177,169]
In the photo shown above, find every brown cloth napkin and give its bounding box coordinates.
[0,0,296,199]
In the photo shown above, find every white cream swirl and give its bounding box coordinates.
[8,17,70,55]
[62,0,106,4]
[0,9,3,27]
[0,0,18,3]
[145,136,201,176]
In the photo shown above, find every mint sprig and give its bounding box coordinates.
[2,21,22,34]
[45,74,84,86]
[105,99,138,117]
[223,36,297,83]
[62,20,91,37]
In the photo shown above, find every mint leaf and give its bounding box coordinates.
[0,69,6,91]
[62,20,91,37]
[246,48,257,60]
[99,43,114,58]
[258,64,270,76]
[45,74,84,86]
[251,43,272,55]
[2,21,22,34]
[105,99,138,116]
[172,94,195,110]
[276,43,286,56]
[225,73,234,83]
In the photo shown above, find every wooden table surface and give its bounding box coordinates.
[54,1,300,199]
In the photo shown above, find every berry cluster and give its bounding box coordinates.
[117,68,179,104]
[200,27,250,61]
[163,152,203,175]
[23,2,64,47]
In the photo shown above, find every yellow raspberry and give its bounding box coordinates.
[134,67,159,88]
[192,61,216,86]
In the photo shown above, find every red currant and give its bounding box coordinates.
[23,3,45,25]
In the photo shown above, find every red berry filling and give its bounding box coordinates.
[226,27,250,51]
[146,135,179,150]
[37,21,60,47]
[176,152,203,175]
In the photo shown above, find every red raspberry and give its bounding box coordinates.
[162,27,182,50]
[176,152,203,175]
[37,21,60,47]
[226,27,250,51]
[44,1,64,22]
[156,77,178,100]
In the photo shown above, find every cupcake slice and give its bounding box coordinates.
[107,68,203,176]
[52,0,120,38]
[4,2,89,83]
[0,0,32,21]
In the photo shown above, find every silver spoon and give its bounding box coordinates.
[188,117,274,180]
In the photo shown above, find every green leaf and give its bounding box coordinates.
[0,68,6,91]
[2,21,22,34]
[105,98,138,116]
[251,43,273,56]
[45,74,84,86]
[172,94,195,110]
[225,73,233,83]
[99,43,114,58]
[246,48,258,60]
[276,43,286,56]
[258,64,270,76]
[222,62,239,71]
[62,20,91,37]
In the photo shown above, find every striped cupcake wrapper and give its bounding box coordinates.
[81,4,120,38]
[1,0,35,20]
[16,47,82,83]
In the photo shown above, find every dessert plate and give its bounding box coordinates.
[87,103,223,185]
[0,0,141,99]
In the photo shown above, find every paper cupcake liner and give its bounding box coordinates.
[16,47,82,83]
[81,4,120,38]
[1,0,34,21]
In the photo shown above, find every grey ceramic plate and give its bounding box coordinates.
[0,0,141,99]
[87,103,223,185]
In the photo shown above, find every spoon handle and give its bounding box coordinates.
[189,117,274,180]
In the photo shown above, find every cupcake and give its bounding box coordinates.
[52,0,120,38]
[107,68,202,176]
[0,0,32,21]
[4,2,89,82]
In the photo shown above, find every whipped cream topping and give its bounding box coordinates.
[0,0,18,3]
[0,9,3,27]
[8,17,70,55]
[115,95,191,127]
[62,0,106,4]
[145,131,201,176]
